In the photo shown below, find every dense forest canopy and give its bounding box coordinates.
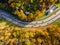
[8,0,58,11]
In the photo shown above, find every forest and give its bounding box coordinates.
[0,0,60,45]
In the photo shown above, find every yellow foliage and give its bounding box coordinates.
[14,10,20,15]
[5,33,11,36]
[10,2,15,8]
[29,29,36,33]
[14,10,27,20]
[37,38,43,43]
[9,38,17,43]
[58,28,60,33]
[50,0,57,3]
[32,39,36,42]
[25,32,29,38]
[28,13,34,20]
[14,26,20,31]
[29,32,34,37]
[35,10,42,17]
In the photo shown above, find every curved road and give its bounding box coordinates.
[0,8,60,27]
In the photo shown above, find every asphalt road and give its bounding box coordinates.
[0,7,60,27]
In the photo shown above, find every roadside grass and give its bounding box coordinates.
[55,3,60,7]
[52,18,60,27]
